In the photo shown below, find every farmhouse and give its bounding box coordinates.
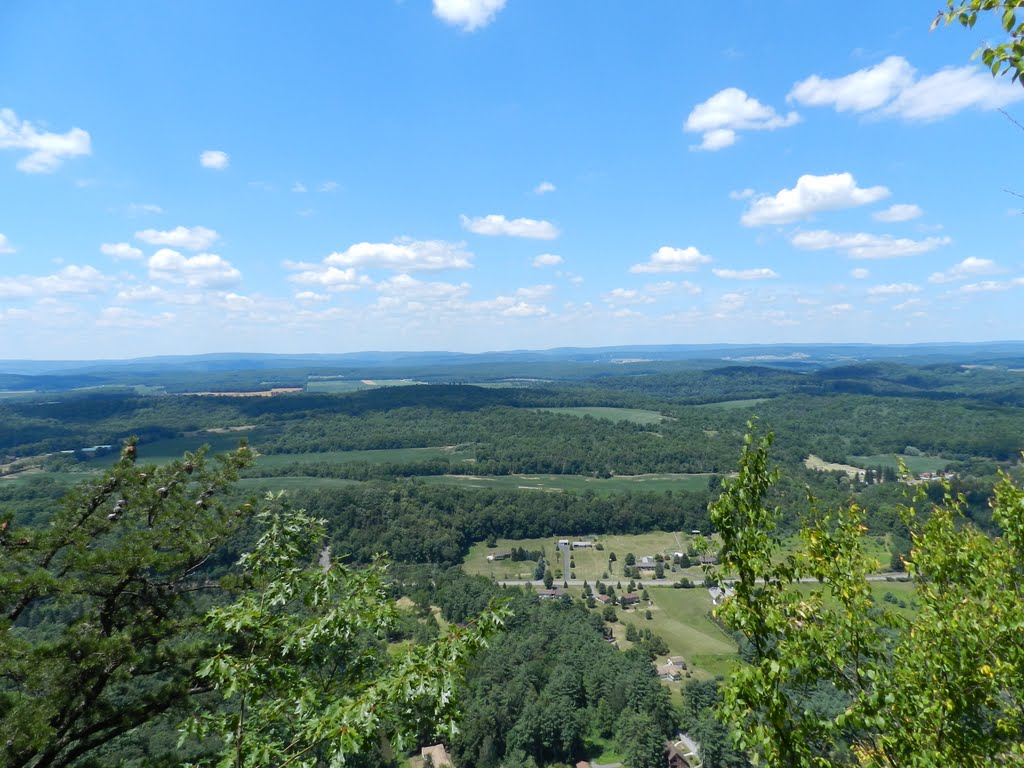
[486,551,512,561]
[637,555,658,571]
[620,592,641,606]
[667,655,687,669]
[538,588,567,599]
[571,540,594,548]
[656,663,682,682]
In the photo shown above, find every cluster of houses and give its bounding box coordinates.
[557,538,595,548]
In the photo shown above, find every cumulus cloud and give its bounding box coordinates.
[115,285,168,303]
[461,214,560,239]
[433,0,506,31]
[0,265,108,299]
[959,278,1024,293]
[288,266,369,291]
[867,282,922,296]
[100,242,143,261]
[148,249,241,288]
[850,268,870,279]
[788,55,1024,121]
[326,238,473,271]
[741,173,889,226]
[294,291,329,303]
[630,245,712,274]
[135,225,219,251]
[712,267,779,280]
[873,203,923,222]
[534,181,556,195]
[376,273,471,300]
[645,280,702,296]
[928,256,1000,284]
[0,107,91,172]
[318,181,339,192]
[532,253,563,267]
[729,188,755,200]
[684,88,799,151]
[0,233,14,254]
[790,230,951,259]
[199,150,229,170]
[603,288,655,305]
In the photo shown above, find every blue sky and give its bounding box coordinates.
[1,0,1023,359]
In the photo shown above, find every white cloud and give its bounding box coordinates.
[433,0,506,31]
[894,298,924,311]
[789,56,1024,121]
[0,107,91,172]
[790,229,951,259]
[326,238,473,271]
[604,288,655,305]
[515,284,553,301]
[148,249,241,288]
[0,265,108,299]
[534,181,556,195]
[501,301,548,317]
[199,150,229,170]
[115,285,168,303]
[873,203,922,222]
[929,256,1000,284]
[714,292,747,315]
[288,266,369,291]
[828,303,853,313]
[100,242,143,261]
[460,214,560,239]
[532,253,563,267]
[319,181,339,192]
[125,203,163,216]
[850,268,870,279]
[376,273,471,300]
[959,278,1024,293]
[292,182,307,193]
[729,188,755,200]
[294,291,329,303]
[788,56,914,112]
[684,88,799,151]
[135,225,219,251]
[0,233,15,254]
[630,245,712,274]
[645,280,702,296]
[867,282,921,296]
[741,173,889,226]
[712,267,779,280]
[221,292,254,311]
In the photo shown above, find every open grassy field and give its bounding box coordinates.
[420,472,713,494]
[536,406,667,424]
[613,586,739,678]
[464,531,708,582]
[848,453,951,474]
[690,398,770,410]
[235,476,364,491]
[305,378,424,393]
[254,445,476,468]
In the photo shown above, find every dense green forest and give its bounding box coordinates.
[3,353,1024,766]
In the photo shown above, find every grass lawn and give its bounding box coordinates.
[848,454,951,474]
[420,472,713,494]
[536,406,667,424]
[613,586,739,679]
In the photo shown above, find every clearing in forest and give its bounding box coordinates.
[535,406,667,424]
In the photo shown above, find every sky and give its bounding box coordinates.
[1,0,1023,359]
